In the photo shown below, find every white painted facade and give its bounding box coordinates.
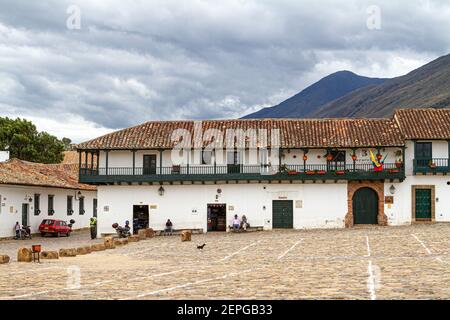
[0,184,97,238]
[96,182,349,236]
[92,140,450,236]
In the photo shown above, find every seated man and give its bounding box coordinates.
[231,215,241,231]
[165,219,173,235]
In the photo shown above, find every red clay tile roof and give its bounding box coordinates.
[77,118,404,150]
[394,108,450,140]
[0,159,96,191]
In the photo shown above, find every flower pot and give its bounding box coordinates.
[317,170,327,175]
[336,171,346,175]
[306,171,315,175]
[395,162,403,168]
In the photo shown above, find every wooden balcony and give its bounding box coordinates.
[79,163,405,184]
[413,158,450,174]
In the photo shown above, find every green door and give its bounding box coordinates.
[415,189,432,220]
[353,188,378,224]
[272,200,293,229]
[22,204,29,226]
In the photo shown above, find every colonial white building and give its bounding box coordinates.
[0,159,97,238]
[76,109,450,236]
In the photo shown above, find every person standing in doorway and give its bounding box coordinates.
[90,217,97,239]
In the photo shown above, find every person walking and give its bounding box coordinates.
[90,217,97,239]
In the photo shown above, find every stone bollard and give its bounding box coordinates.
[104,236,115,249]
[0,255,10,264]
[128,235,140,242]
[114,239,123,246]
[181,230,192,242]
[91,243,106,252]
[138,229,147,240]
[145,228,155,238]
[76,247,90,255]
[41,251,59,259]
[59,248,77,257]
[17,248,32,262]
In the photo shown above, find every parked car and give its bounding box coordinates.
[39,219,72,237]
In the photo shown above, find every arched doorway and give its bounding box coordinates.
[352,187,378,225]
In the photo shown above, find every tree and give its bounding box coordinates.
[61,137,73,151]
[0,117,65,163]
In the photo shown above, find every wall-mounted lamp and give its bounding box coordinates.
[158,186,165,196]
[75,190,83,200]
[389,185,396,195]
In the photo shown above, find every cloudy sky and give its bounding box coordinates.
[1,0,450,142]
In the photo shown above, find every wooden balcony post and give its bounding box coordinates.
[78,151,82,174]
[160,149,163,175]
[213,149,217,174]
[447,140,450,170]
[85,151,89,174]
[132,150,136,176]
[105,150,109,176]
[90,151,94,172]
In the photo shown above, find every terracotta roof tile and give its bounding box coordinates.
[394,108,450,140]
[0,159,96,191]
[77,118,404,150]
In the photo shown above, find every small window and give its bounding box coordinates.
[34,194,41,216]
[202,150,212,165]
[48,195,55,215]
[67,196,73,216]
[79,197,85,215]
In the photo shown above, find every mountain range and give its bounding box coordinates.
[243,53,450,119]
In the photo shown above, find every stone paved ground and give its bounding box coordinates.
[0,224,449,300]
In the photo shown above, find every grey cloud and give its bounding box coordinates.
[0,0,449,138]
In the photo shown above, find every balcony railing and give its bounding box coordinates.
[413,158,450,174]
[79,162,405,184]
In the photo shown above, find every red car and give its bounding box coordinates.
[39,219,72,237]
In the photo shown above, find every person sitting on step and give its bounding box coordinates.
[232,215,241,232]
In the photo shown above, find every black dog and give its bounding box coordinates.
[197,243,206,250]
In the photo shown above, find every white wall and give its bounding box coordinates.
[385,176,450,225]
[96,182,348,236]
[0,185,97,238]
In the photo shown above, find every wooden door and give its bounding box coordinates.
[143,155,157,175]
[272,200,293,229]
[353,188,378,224]
[415,189,432,220]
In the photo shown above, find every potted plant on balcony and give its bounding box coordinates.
[316,170,327,175]
[395,160,403,168]
[335,170,346,175]
[389,168,400,174]
[305,170,315,175]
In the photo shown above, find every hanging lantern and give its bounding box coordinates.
[377,153,383,161]
[303,155,308,161]
[326,153,333,161]
[351,154,358,161]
